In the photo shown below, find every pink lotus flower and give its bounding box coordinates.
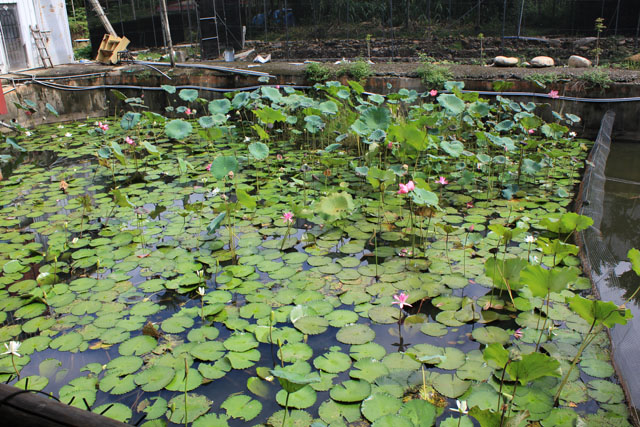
[514,328,523,339]
[405,180,415,191]
[185,108,192,115]
[392,292,412,309]
[549,90,559,99]
[205,163,212,171]
[436,176,448,185]
[387,141,393,149]
[528,129,535,135]
[282,212,294,224]
[469,224,475,232]
[397,183,409,194]
[98,122,109,131]
[125,136,135,145]
[429,89,438,96]
[466,201,474,209]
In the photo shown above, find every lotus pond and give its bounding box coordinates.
[0,81,636,426]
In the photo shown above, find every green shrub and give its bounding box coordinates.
[577,69,613,89]
[73,45,92,60]
[523,72,568,88]
[416,62,452,90]
[305,62,333,84]
[336,60,372,82]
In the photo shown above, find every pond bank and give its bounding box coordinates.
[2,60,640,140]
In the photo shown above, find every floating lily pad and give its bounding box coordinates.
[167,393,212,424]
[93,402,132,423]
[135,366,175,392]
[330,379,371,403]
[314,352,352,373]
[221,394,262,421]
[336,324,375,345]
[361,393,402,423]
[471,326,510,345]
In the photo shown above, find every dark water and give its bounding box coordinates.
[602,142,640,301]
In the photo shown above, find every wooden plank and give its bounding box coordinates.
[0,383,130,427]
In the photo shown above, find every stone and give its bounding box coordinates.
[174,51,187,63]
[573,37,597,48]
[493,56,519,67]
[568,55,591,68]
[530,56,555,67]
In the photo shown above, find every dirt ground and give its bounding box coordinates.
[243,35,640,83]
[4,36,640,85]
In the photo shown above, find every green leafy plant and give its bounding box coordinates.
[304,62,333,84]
[577,69,613,89]
[336,60,372,82]
[416,56,452,89]
[594,17,606,66]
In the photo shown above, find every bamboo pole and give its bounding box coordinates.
[159,0,175,67]
[87,0,118,36]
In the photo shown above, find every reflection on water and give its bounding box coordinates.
[602,142,640,302]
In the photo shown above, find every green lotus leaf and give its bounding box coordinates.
[162,315,194,333]
[270,367,320,394]
[587,380,625,404]
[267,409,314,427]
[191,341,226,361]
[314,351,352,373]
[248,141,269,161]
[192,413,231,427]
[93,402,132,423]
[351,358,390,383]
[120,112,140,130]
[330,379,371,403]
[513,386,553,421]
[316,192,354,221]
[105,355,143,376]
[361,393,402,422]
[471,326,510,345]
[59,376,97,409]
[134,365,175,392]
[319,399,362,424]
[280,342,313,363]
[187,326,220,342]
[580,358,615,378]
[506,352,561,385]
[49,332,83,352]
[226,349,261,369]
[210,155,238,179]
[165,119,193,140]
[179,89,199,102]
[167,393,212,424]
[432,373,470,398]
[337,324,375,345]
[15,375,48,391]
[221,394,262,421]
[293,315,329,335]
[208,98,231,115]
[276,385,317,409]
[99,373,136,395]
[224,333,258,352]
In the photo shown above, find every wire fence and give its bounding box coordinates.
[84,0,640,53]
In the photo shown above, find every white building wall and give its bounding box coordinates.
[0,0,73,74]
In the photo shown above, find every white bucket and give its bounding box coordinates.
[224,48,234,62]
